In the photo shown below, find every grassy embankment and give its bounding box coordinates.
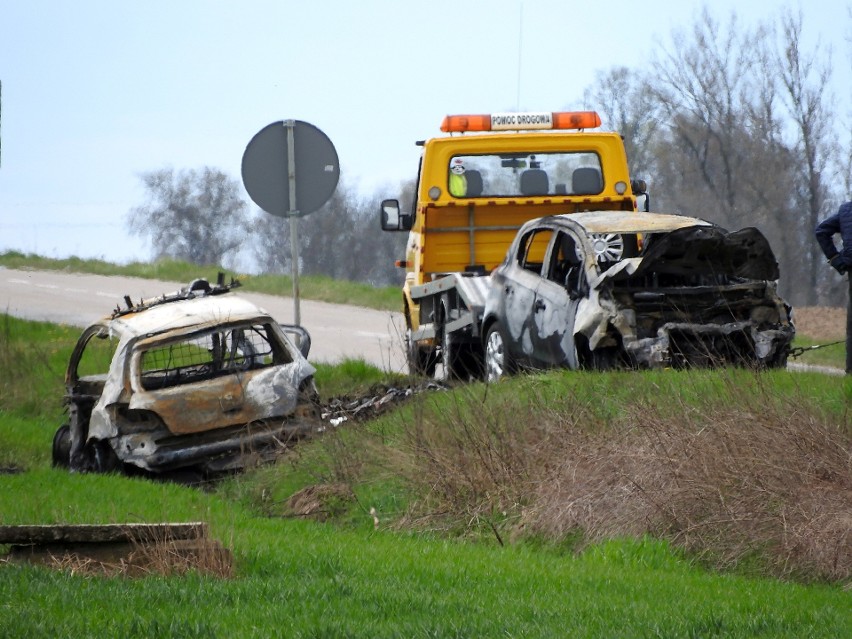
[0,308,850,637]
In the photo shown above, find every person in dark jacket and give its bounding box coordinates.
[815,201,852,372]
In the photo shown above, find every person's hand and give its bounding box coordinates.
[829,254,848,274]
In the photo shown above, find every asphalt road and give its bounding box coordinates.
[0,268,407,372]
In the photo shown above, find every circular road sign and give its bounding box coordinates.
[241,120,340,217]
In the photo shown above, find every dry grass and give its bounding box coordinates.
[525,401,851,581]
[794,306,846,341]
[286,483,356,521]
[3,527,234,579]
[394,379,852,583]
[40,539,234,579]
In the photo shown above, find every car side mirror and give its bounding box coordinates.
[280,324,311,359]
[380,199,412,231]
[380,200,412,231]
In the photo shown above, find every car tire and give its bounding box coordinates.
[52,424,71,468]
[484,322,514,382]
[82,440,120,474]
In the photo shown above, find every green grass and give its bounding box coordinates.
[312,357,409,401]
[0,251,402,312]
[1,313,851,637]
[0,470,849,638]
[789,334,846,369]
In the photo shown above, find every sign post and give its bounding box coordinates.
[284,120,301,325]
[241,120,339,331]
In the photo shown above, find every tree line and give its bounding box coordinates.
[586,8,851,307]
[127,7,851,307]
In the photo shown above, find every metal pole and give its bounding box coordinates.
[284,120,301,327]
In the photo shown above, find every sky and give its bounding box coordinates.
[1,0,849,267]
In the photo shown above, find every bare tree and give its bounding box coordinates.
[646,8,845,305]
[651,9,770,227]
[583,66,662,181]
[251,212,291,274]
[128,167,249,267]
[250,177,408,286]
[775,9,841,305]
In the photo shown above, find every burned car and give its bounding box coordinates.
[482,211,795,380]
[52,276,319,478]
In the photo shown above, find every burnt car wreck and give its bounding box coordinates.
[482,211,795,380]
[52,276,319,478]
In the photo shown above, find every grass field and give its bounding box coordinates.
[1,256,851,636]
[1,311,850,637]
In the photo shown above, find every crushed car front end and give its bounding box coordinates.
[577,223,795,370]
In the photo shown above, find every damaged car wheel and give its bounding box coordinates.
[485,322,514,382]
[52,424,71,468]
[81,440,120,474]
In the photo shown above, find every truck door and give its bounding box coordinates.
[532,231,584,369]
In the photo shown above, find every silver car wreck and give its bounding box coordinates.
[482,211,795,380]
[52,277,319,478]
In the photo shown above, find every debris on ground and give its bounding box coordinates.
[319,380,448,429]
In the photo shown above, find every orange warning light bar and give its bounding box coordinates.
[441,111,601,133]
[440,114,492,132]
[552,111,602,130]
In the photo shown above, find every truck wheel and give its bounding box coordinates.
[407,329,437,377]
[484,322,514,382]
[439,322,458,381]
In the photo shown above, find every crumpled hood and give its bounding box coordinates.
[595,225,779,285]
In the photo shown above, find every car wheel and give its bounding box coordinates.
[52,424,71,468]
[81,440,120,474]
[485,322,514,382]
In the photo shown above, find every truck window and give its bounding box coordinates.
[517,229,553,276]
[448,152,603,198]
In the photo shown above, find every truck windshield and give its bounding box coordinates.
[448,151,603,198]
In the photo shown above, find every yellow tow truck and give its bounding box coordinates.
[380,110,647,379]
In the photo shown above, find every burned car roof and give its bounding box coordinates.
[533,211,781,282]
[106,294,275,339]
[538,210,714,234]
[482,211,795,379]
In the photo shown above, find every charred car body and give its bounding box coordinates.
[482,211,795,380]
[52,277,318,477]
